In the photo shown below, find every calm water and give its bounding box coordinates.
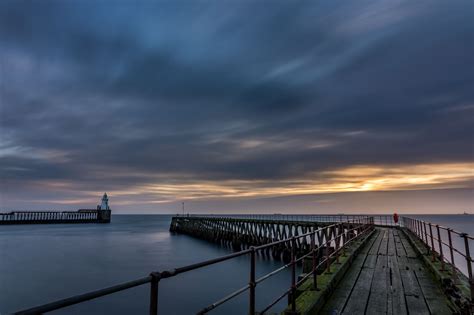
[0,215,293,314]
[0,214,472,314]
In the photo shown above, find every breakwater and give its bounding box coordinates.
[0,209,111,224]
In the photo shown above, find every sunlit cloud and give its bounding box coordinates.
[28,162,471,207]
[136,162,472,201]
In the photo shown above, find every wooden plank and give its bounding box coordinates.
[342,267,375,314]
[360,229,381,254]
[364,230,385,268]
[366,254,389,314]
[388,254,408,315]
[397,224,434,314]
[324,228,453,315]
[397,254,410,271]
[393,230,407,257]
[400,269,430,315]
[387,229,396,257]
[398,231,417,258]
[378,229,388,256]
[415,270,452,315]
[369,229,385,255]
[321,230,380,314]
[364,254,378,269]
[405,296,429,315]
[400,269,420,296]
[320,253,367,314]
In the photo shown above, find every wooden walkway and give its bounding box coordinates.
[321,228,453,315]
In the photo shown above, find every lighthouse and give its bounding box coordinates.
[100,193,110,210]
[95,193,112,223]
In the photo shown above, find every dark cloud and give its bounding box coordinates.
[0,0,473,210]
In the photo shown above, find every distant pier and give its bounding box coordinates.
[0,209,111,225]
[0,193,112,225]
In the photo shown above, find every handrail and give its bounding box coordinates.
[182,213,398,227]
[14,216,374,315]
[401,216,473,303]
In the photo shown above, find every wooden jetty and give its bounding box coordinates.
[12,215,473,315]
[313,227,460,314]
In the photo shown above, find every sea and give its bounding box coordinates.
[0,214,472,314]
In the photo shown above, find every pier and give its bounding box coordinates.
[12,215,473,315]
[0,209,111,224]
[169,216,367,261]
[0,193,112,225]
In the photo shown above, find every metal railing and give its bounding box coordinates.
[14,216,374,315]
[181,213,401,227]
[402,217,473,302]
[373,214,397,226]
[179,213,374,223]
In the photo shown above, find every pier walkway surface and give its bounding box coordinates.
[322,227,452,314]
[11,215,473,315]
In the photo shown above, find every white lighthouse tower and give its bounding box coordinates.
[100,193,110,210]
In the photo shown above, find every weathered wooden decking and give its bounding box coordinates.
[321,227,453,315]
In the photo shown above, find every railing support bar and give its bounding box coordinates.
[436,225,445,271]
[326,229,331,274]
[447,229,457,283]
[249,247,256,315]
[460,233,474,305]
[290,237,298,314]
[149,272,160,315]
[311,231,318,290]
[429,223,436,262]
[423,222,428,247]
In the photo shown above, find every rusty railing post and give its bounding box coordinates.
[422,221,427,244]
[291,236,297,314]
[326,228,331,274]
[341,223,347,257]
[436,225,445,271]
[423,222,428,249]
[419,220,423,240]
[311,230,318,290]
[149,272,161,315]
[447,228,457,283]
[335,224,341,264]
[249,246,256,315]
[429,223,436,262]
[460,233,474,304]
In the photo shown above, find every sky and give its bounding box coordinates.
[0,0,473,214]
